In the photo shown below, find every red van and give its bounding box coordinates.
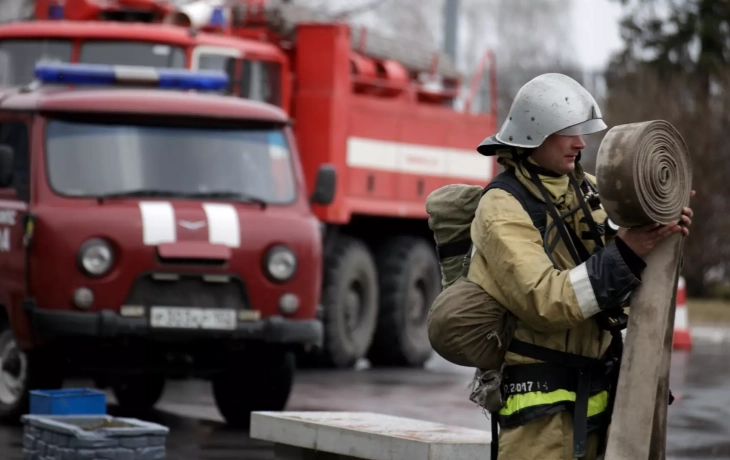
[0,62,334,426]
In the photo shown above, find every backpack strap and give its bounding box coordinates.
[464,166,606,269]
[459,168,548,277]
[436,238,473,261]
[482,167,547,238]
[487,168,605,265]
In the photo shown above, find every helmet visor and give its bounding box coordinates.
[554,118,607,136]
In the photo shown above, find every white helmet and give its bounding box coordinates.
[477,73,607,156]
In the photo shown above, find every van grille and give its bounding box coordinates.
[123,273,251,310]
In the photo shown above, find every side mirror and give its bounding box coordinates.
[310,164,336,206]
[0,145,14,187]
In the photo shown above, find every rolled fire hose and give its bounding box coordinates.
[595,120,693,460]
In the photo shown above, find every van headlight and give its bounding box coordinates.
[77,238,114,277]
[263,245,297,282]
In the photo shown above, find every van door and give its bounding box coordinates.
[0,116,31,327]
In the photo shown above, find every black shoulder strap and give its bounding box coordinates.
[455,168,594,275]
[437,169,546,262]
[438,168,551,263]
[482,168,547,238]
[458,168,549,277]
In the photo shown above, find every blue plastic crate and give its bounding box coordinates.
[29,388,106,415]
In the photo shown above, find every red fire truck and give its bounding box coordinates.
[0,0,498,370]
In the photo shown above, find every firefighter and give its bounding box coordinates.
[470,73,694,460]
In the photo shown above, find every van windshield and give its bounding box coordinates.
[45,119,297,205]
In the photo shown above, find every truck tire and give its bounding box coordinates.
[318,236,379,368]
[212,351,294,427]
[111,375,165,415]
[0,322,62,424]
[368,237,440,368]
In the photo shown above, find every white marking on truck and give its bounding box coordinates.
[139,201,177,245]
[203,203,240,248]
[345,137,493,181]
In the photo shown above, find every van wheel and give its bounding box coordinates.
[0,325,62,424]
[368,237,440,368]
[111,375,165,416]
[318,236,379,369]
[212,351,294,427]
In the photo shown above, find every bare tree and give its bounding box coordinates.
[600,0,730,296]
[488,0,580,121]
[601,67,730,297]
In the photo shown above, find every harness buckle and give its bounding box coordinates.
[585,189,600,206]
[597,309,629,333]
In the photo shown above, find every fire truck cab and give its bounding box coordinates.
[0,62,333,425]
[0,0,499,371]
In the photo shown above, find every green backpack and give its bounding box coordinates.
[425,184,516,372]
[425,168,549,370]
[425,169,548,413]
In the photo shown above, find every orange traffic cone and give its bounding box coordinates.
[673,276,692,350]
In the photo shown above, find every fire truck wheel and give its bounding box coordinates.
[212,351,295,427]
[0,324,62,424]
[318,236,379,369]
[368,237,440,368]
[110,375,166,416]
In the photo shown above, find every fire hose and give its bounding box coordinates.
[595,120,693,460]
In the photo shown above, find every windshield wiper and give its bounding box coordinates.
[188,191,268,209]
[96,189,268,209]
[97,189,189,203]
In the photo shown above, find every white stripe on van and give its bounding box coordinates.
[203,203,240,248]
[139,201,176,245]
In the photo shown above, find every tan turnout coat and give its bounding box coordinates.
[468,155,634,460]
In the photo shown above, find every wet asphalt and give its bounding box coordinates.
[0,339,728,459]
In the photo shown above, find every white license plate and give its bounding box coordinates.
[150,307,237,331]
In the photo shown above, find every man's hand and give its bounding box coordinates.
[617,190,695,258]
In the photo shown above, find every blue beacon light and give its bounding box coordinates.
[209,7,226,28]
[33,62,229,92]
[48,3,64,20]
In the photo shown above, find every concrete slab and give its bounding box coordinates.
[250,411,492,460]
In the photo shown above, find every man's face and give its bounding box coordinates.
[531,134,586,175]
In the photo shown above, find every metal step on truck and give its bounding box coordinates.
[0,0,499,370]
[0,61,335,425]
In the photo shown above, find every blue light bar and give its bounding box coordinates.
[36,63,116,85]
[33,62,229,92]
[157,68,229,91]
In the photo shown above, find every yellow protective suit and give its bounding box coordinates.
[468,153,643,460]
